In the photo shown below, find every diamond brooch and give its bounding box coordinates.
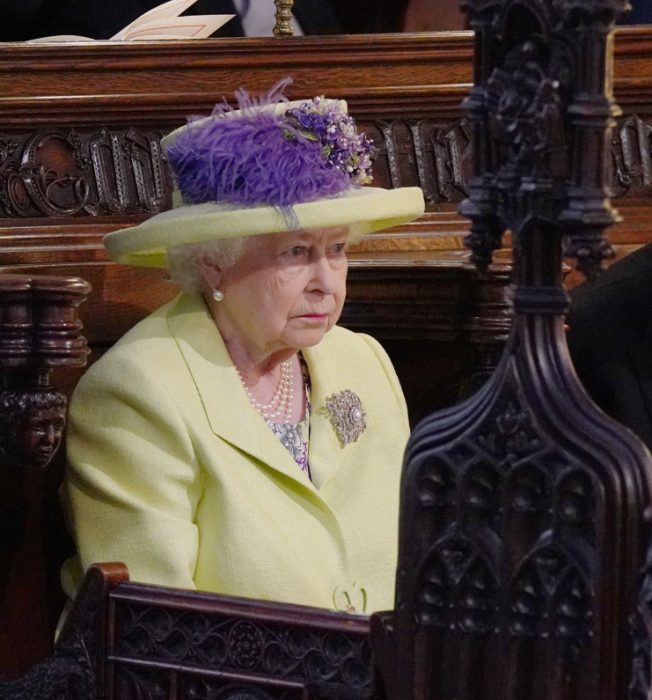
[324,390,366,446]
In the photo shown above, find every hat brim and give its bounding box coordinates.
[104,187,425,268]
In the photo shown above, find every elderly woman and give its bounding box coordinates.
[60,82,424,615]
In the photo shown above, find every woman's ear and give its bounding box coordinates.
[198,255,223,292]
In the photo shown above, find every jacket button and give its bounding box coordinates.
[332,582,367,613]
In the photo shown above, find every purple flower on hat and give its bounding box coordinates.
[284,96,374,187]
[166,79,374,214]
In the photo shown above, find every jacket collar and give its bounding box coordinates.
[166,293,339,493]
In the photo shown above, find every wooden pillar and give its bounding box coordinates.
[0,274,89,674]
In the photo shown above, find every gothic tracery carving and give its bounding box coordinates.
[399,380,597,661]
[115,602,371,693]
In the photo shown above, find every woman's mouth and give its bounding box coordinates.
[298,313,330,322]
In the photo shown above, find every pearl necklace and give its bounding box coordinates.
[236,359,294,423]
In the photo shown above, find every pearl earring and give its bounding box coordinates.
[212,288,224,302]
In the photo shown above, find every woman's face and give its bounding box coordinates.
[204,227,349,360]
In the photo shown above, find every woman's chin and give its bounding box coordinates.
[285,327,331,349]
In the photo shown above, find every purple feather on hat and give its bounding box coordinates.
[166,79,354,213]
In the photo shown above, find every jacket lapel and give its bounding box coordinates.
[302,339,353,490]
[166,293,316,492]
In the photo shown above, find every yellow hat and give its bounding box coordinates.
[104,83,424,268]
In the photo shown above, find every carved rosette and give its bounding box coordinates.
[112,601,371,696]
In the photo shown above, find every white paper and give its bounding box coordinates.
[112,0,200,39]
[27,0,234,43]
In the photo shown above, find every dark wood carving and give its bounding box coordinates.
[0,274,90,674]
[107,587,371,699]
[369,118,472,203]
[0,562,120,700]
[371,2,652,700]
[0,128,171,218]
[1,563,372,700]
[5,113,652,220]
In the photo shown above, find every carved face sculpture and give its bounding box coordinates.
[0,391,67,469]
[20,406,66,468]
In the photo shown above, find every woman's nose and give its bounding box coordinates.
[309,256,338,294]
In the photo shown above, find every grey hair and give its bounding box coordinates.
[166,237,249,293]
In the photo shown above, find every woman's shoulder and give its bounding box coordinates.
[317,326,408,425]
[317,326,396,376]
[76,294,189,388]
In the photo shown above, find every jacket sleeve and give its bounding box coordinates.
[61,351,201,598]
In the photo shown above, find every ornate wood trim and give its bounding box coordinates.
[4,111,652,224]
[372,2,652,699]
[0,274,89,674]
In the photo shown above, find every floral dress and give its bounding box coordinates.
[267,357,311,479]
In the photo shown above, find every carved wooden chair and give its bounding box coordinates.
[371,1,652,699]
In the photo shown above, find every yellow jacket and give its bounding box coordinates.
[61,293,409,614]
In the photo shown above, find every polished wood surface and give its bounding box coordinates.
[2,29,652,280]
[0,563,371,700]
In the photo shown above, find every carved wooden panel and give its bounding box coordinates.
[0,89,650,224]
[0,128,170,219]
[109,592,371,699]
[4,111,652,225]
[0,274,89,676]
[371,2,652,700]
[4,560,373,700]
[367,118,472,204]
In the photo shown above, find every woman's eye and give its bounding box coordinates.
[330,242,347,255]
[287,246,307,258]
